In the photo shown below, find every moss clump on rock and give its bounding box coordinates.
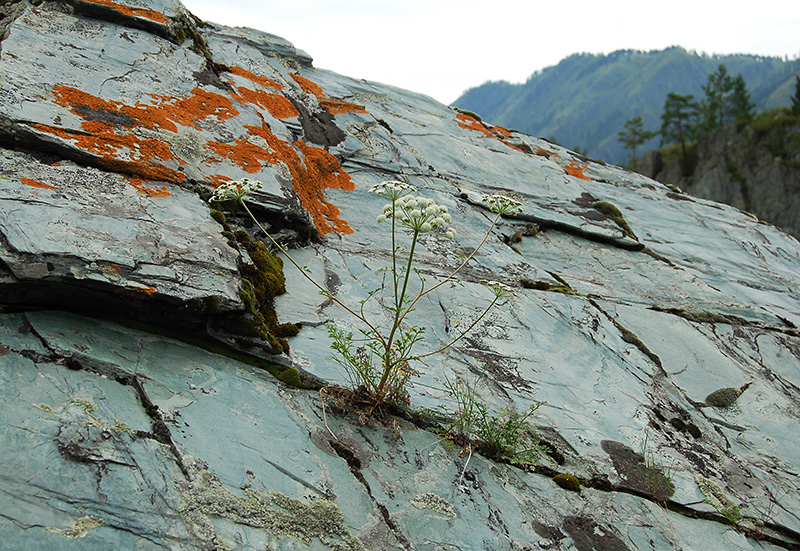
[553,473,581,492]
[520,278,581,296]
[276,367,302,387]
[705,387,743,408]
[592,201,637,239]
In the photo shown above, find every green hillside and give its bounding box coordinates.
[452,47,800,165]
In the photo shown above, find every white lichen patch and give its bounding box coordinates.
[110,419,135,434]
[47,515,107,538]
[178,469,366,551]
[409,493,457,519]
[696,475,738,512]
[31,402,58,414]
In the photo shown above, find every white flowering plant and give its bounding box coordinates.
[212,178,523,413]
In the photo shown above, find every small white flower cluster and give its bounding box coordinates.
[483,194,523,215]
[377,194,455,239]
[481,280,517,298]
[210,178,263,202]
[369,180,417,201]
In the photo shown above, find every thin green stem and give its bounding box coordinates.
[396,210,502,331]
[417,296,499,359]
[240,201,387,348]
[376,229,420,396]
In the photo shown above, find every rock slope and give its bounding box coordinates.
[1,1,800,550]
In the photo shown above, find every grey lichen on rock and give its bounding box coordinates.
[47,515,107,538]
[179,470,365,550]
[409,492,457,518]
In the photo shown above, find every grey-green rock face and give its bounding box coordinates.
[1,1,799,550]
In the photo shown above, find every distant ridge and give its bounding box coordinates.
[452,46,800,164]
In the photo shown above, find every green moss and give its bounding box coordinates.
[276,367,302,387]
[592,201,637,240]
[224,240,293,355]
[455,108,482,121]
[520,278,581,296]
[209,209,227,226]
[705,387,742,408]
[553,473,581,492]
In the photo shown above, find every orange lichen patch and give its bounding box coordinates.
[229,66,283,90]
[457,113,494,138]
[79,0,170,24]
[290,73,325,97]
[150,88,240,129]
[32,123,186,183]
[21,177,56,190]
[51,85,238,134]
[206,137,276,174]
[232,86,299,119]
[321,98,367,115]
[293,140,355,234]
[40,85,245,183]
[127,177,172,197]
[108,263,122,275]
[457,113,526,152]
[207,174,233,187]
[536,148,558,158]
[290,73,366,115]
[491,125,513,138]
[564,159,592,180]
[125,285,158,295]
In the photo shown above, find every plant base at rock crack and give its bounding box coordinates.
[213,178,524,416]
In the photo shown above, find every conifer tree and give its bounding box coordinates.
[617,116,656,169]
[697,64,734,134]
[791,74,800,116]
[660,92,696,166]
[730,74,755,121]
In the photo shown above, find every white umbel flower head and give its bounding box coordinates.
[369,180,417,201]
[378,191,456,238]
[210,178,263,202]
[481,280,516,298]
[483,194,523,215]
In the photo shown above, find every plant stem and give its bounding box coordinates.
[240,200,387,348]
[376,228,420,396]
[417,296,499,359]
[396,210,502,331]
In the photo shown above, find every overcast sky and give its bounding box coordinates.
[181,0,800,105]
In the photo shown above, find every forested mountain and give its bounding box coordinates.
[453,47,800,164]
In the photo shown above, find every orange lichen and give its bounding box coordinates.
[207,136,276,174]
[207,174,233,187]
[39,85,245,183]
[231,87,299,119]
[457,113,524,152]
[457,113,494,138]
[290,73,366,115]
[32,122,186,183]
[108,263,122,275]
[564,159,592,180]
[229,66,283,90]
[127,177,172,197]
[79,0,170,24]
[206,114,354,234]
[294,139,355,234]
[290,73,325,97]
[536,148,557,158]
[321,98,367,115]
[51,85,239,134]
[21,177,56,190]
